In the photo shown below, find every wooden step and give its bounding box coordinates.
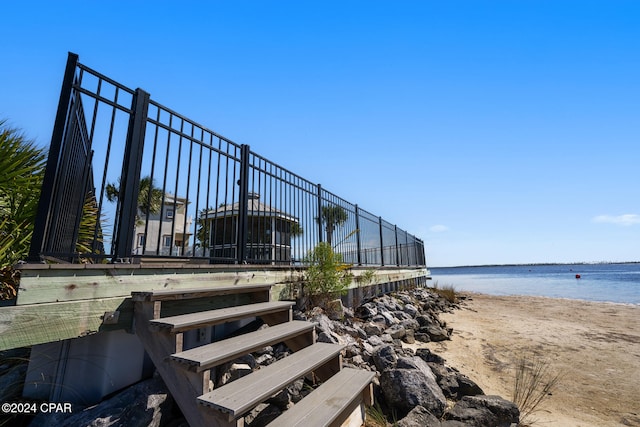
[198,342,344,419]
[131,284,272,302]
[266,368,375,427]
[149,301,295,333]
[170,320,316,372]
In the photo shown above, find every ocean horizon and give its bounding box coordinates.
[429,262,640,305]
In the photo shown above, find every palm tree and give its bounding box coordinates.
[318,205,348,247]
[106,175,163,224]
[0,120,46,299]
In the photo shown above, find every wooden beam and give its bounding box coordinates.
[16,264,427,306]
[0,297,132,351]
[15,266,300,305]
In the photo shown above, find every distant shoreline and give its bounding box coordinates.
[430,261,640,269]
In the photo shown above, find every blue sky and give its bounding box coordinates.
[2,1,639,266]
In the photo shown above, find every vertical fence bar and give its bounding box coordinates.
[378,216,384,266]
[236,144,250,263]
[28,52,79,262]
[317,184,324,244]
[113,88,150,261]
[355,205,362,266]
[394,225,400,266]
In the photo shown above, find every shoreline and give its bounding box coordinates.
[425,292,640,427]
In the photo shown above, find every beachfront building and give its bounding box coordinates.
[134,194,193,256]
[199,193,299,264]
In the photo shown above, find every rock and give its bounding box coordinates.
[307,311,335,334]
[344,342,361,358]
[317,330,340,344]
[254,353,275,366]
[360,340,375,356]
[440,421,468,427]
[244,402,282,426]
[29,375,174,427]
[445,395,519,427]
[416,348,446,364]
[325,299,346,320]
[445,400,495,426]
[272,343,291,360]
[402,328,416,344]
[379,310,400,326]
[372,344,398,371]
[336,323,363,339]
[364,322,385,336]
[385,324,406,340]
[380,363,447,418]
[457,373,484,397]
[416,313,436,327]
[403,303,419,318]
[400,318,420,331]
[396,405,442,427]
[414,332,431,342]
[353,324,369,340]
[420,324,451,341]
[371,313,389,325]
[218,363,253,387]
[380,333,394,344]
[347,355,366,368]
[253,345,273,356]
[267,378,304,409]
[393,310,414,322]
[367,335,384,348]
[356,302,378,318]
[429,363,460,398]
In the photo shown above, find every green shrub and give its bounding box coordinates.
[304,242,352,308]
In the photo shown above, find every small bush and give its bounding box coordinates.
[304,242,352,308]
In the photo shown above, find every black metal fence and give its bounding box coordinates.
[29,53,426,267]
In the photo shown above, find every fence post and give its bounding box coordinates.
[317,184,324,243]
[355,204,362,266]
[236,144,250,263]
[378,217,384,266]
[113,88,150,261]
[28,52,79,262]
[395,225,400,266]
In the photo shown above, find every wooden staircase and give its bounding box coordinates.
[132,284,374,427]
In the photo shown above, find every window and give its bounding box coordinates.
[137,234,145,246]
[163,235,172,247]
[165,209,174,219]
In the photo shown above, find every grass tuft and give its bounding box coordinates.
[431,281,458,303]
[512,354,561,426]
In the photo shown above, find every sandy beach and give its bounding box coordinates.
[425,293,640,426]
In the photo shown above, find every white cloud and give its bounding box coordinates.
[429,224,449,233]
[592,214,640,226]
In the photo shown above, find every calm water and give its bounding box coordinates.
[429,263,640,305]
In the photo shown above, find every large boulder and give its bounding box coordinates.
[379,360,447,418]
[420,323,451,341]
[445,395,519,427]
[396,405,442,427]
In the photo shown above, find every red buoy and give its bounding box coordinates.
[575,274,581,279]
